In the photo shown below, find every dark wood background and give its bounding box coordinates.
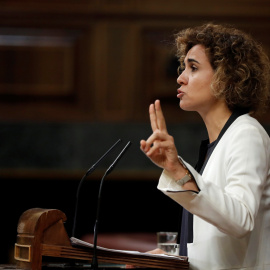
[0,0,270,264]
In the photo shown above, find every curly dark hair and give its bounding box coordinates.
[175,23,270,116]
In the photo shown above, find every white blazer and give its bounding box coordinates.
[158,114,270,270]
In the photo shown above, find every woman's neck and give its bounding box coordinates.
[200,102,232,143]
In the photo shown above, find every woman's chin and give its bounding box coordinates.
[179,103,192,111]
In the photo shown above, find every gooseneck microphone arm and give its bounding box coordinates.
[72,139,122,238]
[91,141,132,270]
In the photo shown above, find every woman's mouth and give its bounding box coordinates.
[177,89,184,99]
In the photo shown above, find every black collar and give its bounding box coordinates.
[195,110,247,174]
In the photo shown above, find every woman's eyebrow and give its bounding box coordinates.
[187,58,200,64]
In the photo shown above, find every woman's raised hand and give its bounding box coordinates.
[140,100,180,173]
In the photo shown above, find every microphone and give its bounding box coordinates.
[72,139,122,238]
[91,141,132,270]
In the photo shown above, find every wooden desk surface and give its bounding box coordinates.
[0,264,156,270]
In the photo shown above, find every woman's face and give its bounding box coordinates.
[176,44,217,115]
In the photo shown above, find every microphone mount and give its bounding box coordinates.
[72,139,122,238]
[91,141,132,270]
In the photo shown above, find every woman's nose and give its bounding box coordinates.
[177,71,187,85]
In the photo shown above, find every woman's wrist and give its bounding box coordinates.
[164,160,188,182]
[164,160,199,192]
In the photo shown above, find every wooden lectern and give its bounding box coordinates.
[14,208,189,270]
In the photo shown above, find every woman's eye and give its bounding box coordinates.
[191,65,198,72]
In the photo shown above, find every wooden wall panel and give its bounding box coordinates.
[0,0,268,123]
[0,27,96,121]
[94,24,139,121]
[0,30,75,97]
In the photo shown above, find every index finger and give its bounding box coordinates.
[149,103,158,132]
[154,100,168,132]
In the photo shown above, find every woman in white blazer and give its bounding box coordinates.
[140,23,270,269]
